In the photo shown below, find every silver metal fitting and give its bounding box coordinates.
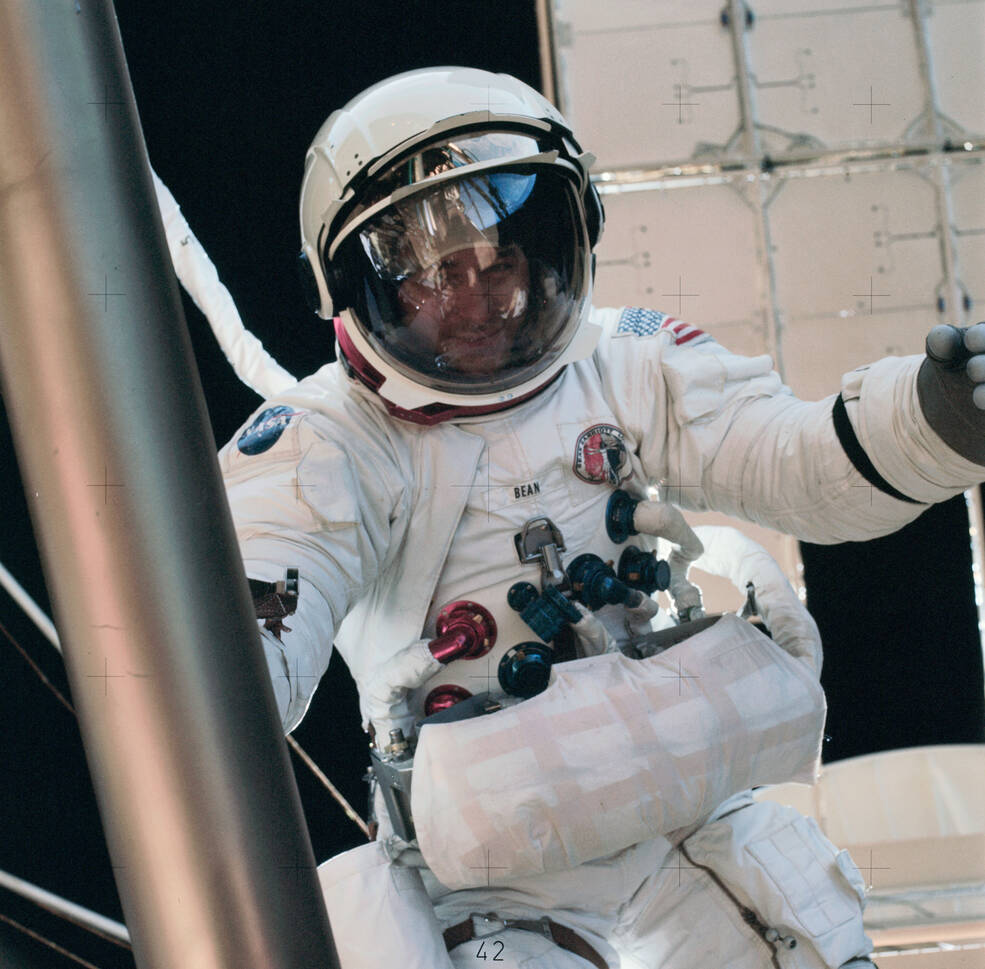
[514,517,567,587]
[386,728,410,755]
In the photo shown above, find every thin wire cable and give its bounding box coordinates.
[0,910,107,969]
[0,616,75,716]
[287,735,371,839]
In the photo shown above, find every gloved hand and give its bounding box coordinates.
[917,322,985,464]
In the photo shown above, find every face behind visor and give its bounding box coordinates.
[330,162,590,398]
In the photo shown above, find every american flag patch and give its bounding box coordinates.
[617,307,712,346]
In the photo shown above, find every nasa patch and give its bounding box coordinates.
[237,406,302,456]
[573,423,631,485]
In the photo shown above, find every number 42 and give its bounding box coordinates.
[476,940,504,961]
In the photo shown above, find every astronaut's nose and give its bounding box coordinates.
[443,278,492,326]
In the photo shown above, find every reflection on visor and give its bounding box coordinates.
[333,167,589,397]
[362,173,536,282]
[354,132,547,212]
[443,172,535,230]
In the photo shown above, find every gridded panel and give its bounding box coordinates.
[592,180,772,359]
[927,0,985,138]
[749,3,928,150]
[770,168,944,319]
[558,0,744,169]
[949,158,985,318]
[768,168,943,395]
[783,308,935,401]
[748,0,911,12]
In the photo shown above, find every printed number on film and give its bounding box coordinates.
[476,940,504,961]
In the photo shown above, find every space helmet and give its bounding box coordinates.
[298,66,605,423]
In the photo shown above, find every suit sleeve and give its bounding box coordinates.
[597,308,983,544]
[219,406,407,732]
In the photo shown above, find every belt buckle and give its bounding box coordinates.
[470,912,507,940]
[470,912,554,941]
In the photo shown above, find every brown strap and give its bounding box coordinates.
[442,917,475,953]
[443,915,608,969]
[544,920,609,969]
[251,591,297,620]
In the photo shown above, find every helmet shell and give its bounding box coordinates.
[301,67,587,320]
[299,67,604,418]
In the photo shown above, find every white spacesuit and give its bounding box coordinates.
[218,67,985,968]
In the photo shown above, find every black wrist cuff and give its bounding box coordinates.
[832,395,922,504]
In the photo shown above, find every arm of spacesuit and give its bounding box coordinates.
[698,352,982,543]
[596,309,984,544]
[689,524,822,677]
[219,401,407,733]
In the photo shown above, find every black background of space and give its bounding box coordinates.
[0,2,982,966]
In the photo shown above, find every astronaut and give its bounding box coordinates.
[218,67,985,968]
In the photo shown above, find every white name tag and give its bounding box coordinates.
[510,480,542,502]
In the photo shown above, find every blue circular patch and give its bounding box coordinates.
[237,406,301,456]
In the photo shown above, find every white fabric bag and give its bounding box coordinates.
[413,613,825,889]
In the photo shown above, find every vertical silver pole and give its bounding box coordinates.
[0,2,339,967]
[535,0,559,106]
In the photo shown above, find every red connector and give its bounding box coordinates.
[427,600,497,663]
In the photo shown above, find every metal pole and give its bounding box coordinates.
[0,559,59,650]
[535,0,559,107]
[0,2,338,967]
[0,868,130,947]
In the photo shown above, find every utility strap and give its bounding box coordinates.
[443,913,608,969]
